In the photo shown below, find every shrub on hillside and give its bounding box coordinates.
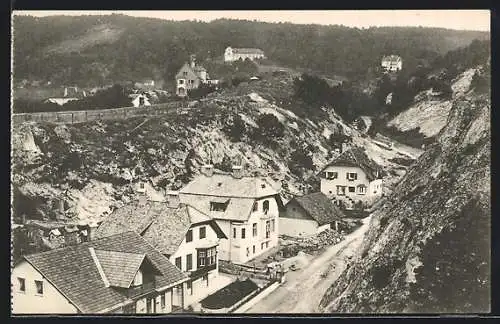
[222,114,246,142]
[253,113,285,142]
[288,148,315,177]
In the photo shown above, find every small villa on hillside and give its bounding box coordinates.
[224,47,266,62]
[95,194,227,307]
[381,55,403,72]
[11,232,188,314]
[320,147,384,210]
[280,192,344,237]
[175,55,219,97]
[179,165,284,264]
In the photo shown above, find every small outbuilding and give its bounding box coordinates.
[279,192,344,237]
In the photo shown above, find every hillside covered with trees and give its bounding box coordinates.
[13,14,489,87]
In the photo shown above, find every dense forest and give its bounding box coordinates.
[13,14,489,87]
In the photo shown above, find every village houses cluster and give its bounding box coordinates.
[12,146,384,314]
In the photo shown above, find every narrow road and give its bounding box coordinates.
[244,215,372,313]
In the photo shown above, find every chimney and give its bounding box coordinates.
[88,221,99,241]
[166,191,180,208]
[64,225,80,246]
[201,164,214,177]
[232,165,243,179]
[190,55,196,68]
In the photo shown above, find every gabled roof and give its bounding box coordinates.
[93,249,147,288]
[321,147,383,181]
[232,48,265,55]
[382,55,402,63]
[179,173,280,198]
[180,194,256,222]
[286,192,344,225]
[23,231,187,313]
[95,201,226,256]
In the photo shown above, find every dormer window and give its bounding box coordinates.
[186,229,193,242]
[183,71,188,76]
[210,202,227,212]
[261,184,266,189]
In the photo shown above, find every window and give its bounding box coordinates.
[329,191,332,194]
[266,242,269,248]
[261,242,264,250]
[266,220,271,238]
[18,278,25,292]
[246,247,250,257]
[252,202,258,212]
[326,171,338,179]
[186,254,193,271]
[175,257,182,270]
[187,281,193,295]
[207,247,216,265]
[357,185,366,194]
[337,186,346,196]
[161,294,166,308]
[199,227,206,239]
[35,280,43,295]
[271,219,275,232]
[233,228,237,239]
[253,245,256,254]
[179,79,185,85]
[198,251,206,267]
[348,186,355,193]
[263,200,270,214]
[241,228,246,239]
[186,229,193,242]
[347,172,358,180]
[183,71,188,76]
[139,182,145,189]
[252,223,258,237]
[210,202,227,212]
[189,79,194,84]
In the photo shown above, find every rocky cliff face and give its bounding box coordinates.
[319,84,490,313]
[11,74,419,225]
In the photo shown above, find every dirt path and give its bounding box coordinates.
[244,215,372,313]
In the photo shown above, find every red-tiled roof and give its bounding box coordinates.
[23,231,187,313]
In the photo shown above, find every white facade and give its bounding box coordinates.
[224,47,265,62]
[381,56,403,72]
[44,98,79,106]
[219,197,280,264]
[168,222,222,307]
[131,95,151,107]
[320,165,383,209]
[279,218,330,237]
[12,261,79,314]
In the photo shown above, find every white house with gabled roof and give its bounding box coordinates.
[179,164,284,264]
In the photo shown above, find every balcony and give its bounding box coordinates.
[126,281,156,298]
[188,263,217,279]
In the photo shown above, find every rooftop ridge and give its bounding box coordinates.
[88,247,110,288]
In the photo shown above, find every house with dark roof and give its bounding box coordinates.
[280,192,344,237]
[179,164,284,264]
[319,147,384,210]
[11,231,189,314]
[175,55,218,97]
[94,193,228,307]
[224,46,266,62]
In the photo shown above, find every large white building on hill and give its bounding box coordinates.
[224,47,266,62]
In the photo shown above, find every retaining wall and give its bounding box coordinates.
[12,102,187,125]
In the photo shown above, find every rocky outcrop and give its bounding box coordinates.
[319,87,490,313]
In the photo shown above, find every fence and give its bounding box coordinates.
[12,102,187,125]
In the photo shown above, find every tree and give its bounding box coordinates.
[288,148,315,177]
[255,113,285,140]
[222,114,246,142]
